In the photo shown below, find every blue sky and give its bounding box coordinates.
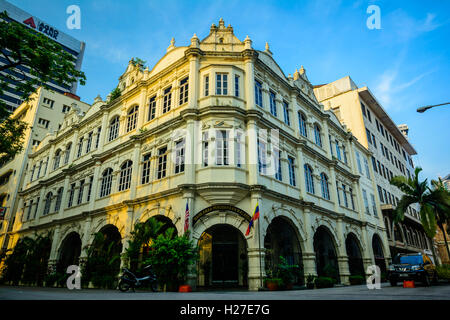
[9,0,450,182]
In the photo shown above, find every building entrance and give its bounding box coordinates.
[198,224,247,288]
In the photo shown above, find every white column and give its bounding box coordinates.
[336,217,350,285]
[98,111,108,150]
[247,190,265,291]
[129,142,141,200]
[88,161,102,211]
[244,52,256,110]
[302,207,317,278]
[188,54,199,109]
[137,88,147,130]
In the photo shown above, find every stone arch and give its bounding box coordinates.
[138,205,177,226]
[58,223,83,250]
[264,215,304,285]
[91,216,125,240]
[197,223,248,288]
[313,225,340,282]
[192,211,249,243]
[393,223,404,243]
[263,206,306,244]
[372,233,386,273]
[57,231,82,273]
[345,232,364,276]
[311,216,341,252]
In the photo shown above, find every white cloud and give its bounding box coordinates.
[387,10,444,42]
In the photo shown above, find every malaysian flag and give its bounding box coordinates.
[184,201,190,232]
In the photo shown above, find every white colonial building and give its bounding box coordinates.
[7,19,390,290]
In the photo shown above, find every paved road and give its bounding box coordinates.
[1,282,450,300]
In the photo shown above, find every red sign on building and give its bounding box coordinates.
[23,17,36,29]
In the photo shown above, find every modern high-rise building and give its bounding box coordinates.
[314,76,433,260]
[2,20,391,290]
[0,0,85,113]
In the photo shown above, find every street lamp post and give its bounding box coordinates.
[417,102,450,113]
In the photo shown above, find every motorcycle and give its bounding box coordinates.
[118,264,158,292]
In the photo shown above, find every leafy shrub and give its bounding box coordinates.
[274,256,299,288]
[436,264,450,280]
[81,232,122,289]
[44,272,67,288]
[349,275,365,285]
[143,230,198,291]
[315,276,335,288]
[2,234,51,286]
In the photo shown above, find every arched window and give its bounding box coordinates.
[43,192,53,215]
[55,187,63,212]
[118,160,133,191]
[109,116,120,141]
[64,143,72,164]
[298,112,307,137]
[126,106,138,132]
[314,124,322,147]
[53,149,62,170]
[304,164,314,194]
[320,172,330,200]
[100,168,113,197]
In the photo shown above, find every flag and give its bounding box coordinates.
[184,201,190,232]
[245,202,260,236]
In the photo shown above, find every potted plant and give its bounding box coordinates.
[264,277,282,291]
[306,274,316,289]
[144,229,198,292]
[275,256,298,290]
[264,267,280,291]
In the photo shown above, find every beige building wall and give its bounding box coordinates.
[4,20,390,290]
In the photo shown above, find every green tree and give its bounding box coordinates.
[0,11,86,165]
[390,167,450,264]
[81,232,122,289]
[124,218,165,271]
[1,233,52,285]
[144,230,198,291]
[430,177,450,261]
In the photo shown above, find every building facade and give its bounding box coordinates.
[0,0,85,113]
[5,20,390,290]
[0,87,90,252]
[314,76,432,260]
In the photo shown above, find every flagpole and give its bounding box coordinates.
[257,202,262,289]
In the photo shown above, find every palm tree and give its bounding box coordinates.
[390,167,440,262]
[125,218,165,271]
[430,178,450,262]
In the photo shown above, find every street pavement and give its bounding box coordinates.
[1,282,450,300]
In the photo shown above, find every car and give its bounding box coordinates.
[388,252,438,286]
